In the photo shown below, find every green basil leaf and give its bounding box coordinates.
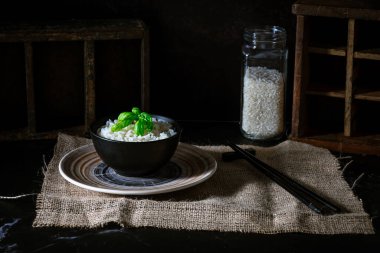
[134,119,145,136]
[132,107,141,115]
[139,112,153,132]
[111,121,126,132]
[139,113,153,132]
[118,112,133,121]
[146,121,153,132]
[112,112,138,132]
[124,112,138,125]
[139,112,151,122]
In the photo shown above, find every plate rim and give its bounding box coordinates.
[58,142,217,195]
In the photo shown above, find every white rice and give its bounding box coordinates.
[241,66,284,139]
[99,118,176,142]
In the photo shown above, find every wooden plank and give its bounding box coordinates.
[354,49,380,60]
[354,90,380,102]
[292,0,380,20]
[84,41,96,131]
[0,32,146,43]
[306,86,345,98]
[141,27,150,112]
[308,46,346,56]
[0,19,146,42]
[291,15,304,138]
[24,42,36,134]
[0,126,85,141]
[291,15,309,138]
[289,134,380,156]
[344,19,355,137]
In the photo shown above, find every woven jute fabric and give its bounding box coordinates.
[33,133,374,234]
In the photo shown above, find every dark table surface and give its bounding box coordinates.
[1,121,379,253]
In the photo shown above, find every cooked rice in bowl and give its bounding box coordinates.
[99,118,177,142]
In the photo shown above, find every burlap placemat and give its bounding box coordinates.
[33,133,374,234]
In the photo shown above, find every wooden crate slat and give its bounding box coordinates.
[292,15,306,138]
[141,30,150,112]
[24,42,36,134]
[0,19,149,140]
[292,0,380,20]
[0,19,146,42]
[344,19,355,137]
[84,40,96,131]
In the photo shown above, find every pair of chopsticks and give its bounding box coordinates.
[226,142,341,215]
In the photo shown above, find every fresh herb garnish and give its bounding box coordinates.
[111,107,153,136]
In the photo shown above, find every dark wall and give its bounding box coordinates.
[0,0,296,122]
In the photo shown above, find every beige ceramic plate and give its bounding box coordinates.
[59,143,217,195]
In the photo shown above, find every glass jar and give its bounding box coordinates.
[240,26,288,143]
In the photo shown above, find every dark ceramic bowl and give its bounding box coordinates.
[90,115,181,177]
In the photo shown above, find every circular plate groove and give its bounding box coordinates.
[59,143,217,195]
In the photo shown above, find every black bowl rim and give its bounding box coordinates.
[90,114,182,144]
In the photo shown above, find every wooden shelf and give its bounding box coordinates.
[306,86,345,98]
[308,46,346,56]
[306,87,380,101]
[354,90,380,102]
[290,133,380,156]
[292,0,380,156]
[354,48,380,60]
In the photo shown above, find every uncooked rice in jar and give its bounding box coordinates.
[241,66,284,139]
[98,118,176,142]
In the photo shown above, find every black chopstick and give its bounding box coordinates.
[227,142,340,215]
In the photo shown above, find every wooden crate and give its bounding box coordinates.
[0,19,149,140]
[291,0,380,155]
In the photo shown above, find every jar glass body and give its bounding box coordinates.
[240,26,288,143]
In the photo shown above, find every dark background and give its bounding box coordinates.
[0,0,296,127]
[1,2,380,252]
